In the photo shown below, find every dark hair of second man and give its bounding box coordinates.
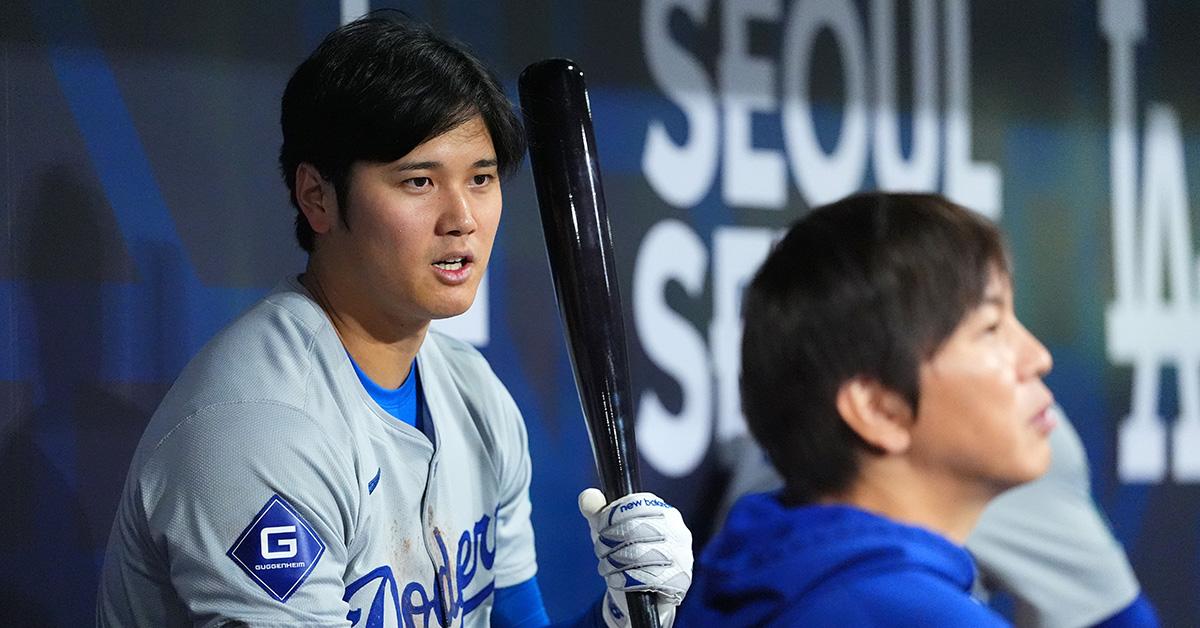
[740,192,1009,504]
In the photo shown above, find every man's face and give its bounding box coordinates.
[321,115,502,328]
[906,268,1056,495]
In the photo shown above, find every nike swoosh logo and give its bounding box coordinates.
[368,468,381,494]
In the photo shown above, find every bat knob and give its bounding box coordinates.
[519,58,592,134]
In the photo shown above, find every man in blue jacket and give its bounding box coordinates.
[680,192,1058,626]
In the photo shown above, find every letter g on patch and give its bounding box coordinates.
[261,525,298,559]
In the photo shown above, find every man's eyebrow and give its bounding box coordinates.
[980,293,1006,308]
[394,160,440,172]
[392,158,498,172]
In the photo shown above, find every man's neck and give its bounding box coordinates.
[825,459,996,544]
[300,266,427,389]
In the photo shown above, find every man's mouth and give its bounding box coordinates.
[433,257,467,271]
[1030,401,1057,435]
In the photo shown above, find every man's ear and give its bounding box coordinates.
[834,377,914,454]
[295,163,338,236]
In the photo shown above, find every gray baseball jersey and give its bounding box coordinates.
[716,407,1140,628]
[97,278,537,627]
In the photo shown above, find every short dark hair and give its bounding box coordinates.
[740,192,1009,504]
[279,13,525,252]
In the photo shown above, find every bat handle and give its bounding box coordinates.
[626,592,661,628]
[605,486,660,628]
[600,488,660,627]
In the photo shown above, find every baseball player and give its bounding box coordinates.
[679,193,1057,626]
[96,15,691,628]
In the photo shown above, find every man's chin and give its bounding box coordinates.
[1011,446,1053,487]
[429,300,474,321]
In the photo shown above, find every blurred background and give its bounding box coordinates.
[1,0,1197,624]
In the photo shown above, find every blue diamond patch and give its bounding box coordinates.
[227,495,326,602]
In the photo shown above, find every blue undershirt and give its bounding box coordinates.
[492,577,606,628]
[493,577,552,627]
[348,354,423,431]
[1094,593,1160,628]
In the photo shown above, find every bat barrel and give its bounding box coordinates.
[519,59,661,628]
[519,59,640,501]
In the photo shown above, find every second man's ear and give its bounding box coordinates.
[834,377,915,454]
[295,162,339,236]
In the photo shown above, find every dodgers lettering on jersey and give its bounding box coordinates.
[344,510,497,628]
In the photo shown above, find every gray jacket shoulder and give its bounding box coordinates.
[131,283,348,467]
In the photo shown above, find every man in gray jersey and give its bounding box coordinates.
[97,14,692,628]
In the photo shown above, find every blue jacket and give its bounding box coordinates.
[677,493,1008,627]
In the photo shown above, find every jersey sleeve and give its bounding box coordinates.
[136,401,360,627]
[968,408,1142,628]
[486,372,539,588]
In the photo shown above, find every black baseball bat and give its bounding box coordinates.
[519,59,660,628]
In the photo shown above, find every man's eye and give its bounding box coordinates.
[405,177,432,188]
[472,174,494,186]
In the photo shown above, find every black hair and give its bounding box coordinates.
[279,12,524,252]
[740,192,1009,504]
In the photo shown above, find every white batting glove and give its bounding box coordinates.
[578,488,693,628]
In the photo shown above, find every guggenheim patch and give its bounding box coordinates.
[227,494,326,602]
